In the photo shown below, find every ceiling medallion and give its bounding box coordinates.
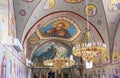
[28,37,37,44]
[84,4,97,17]
[19,9,26,16]
[97,20,102,25]
[64,0,84,3]
[35,17,81,41]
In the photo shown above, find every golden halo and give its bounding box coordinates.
[28,37,37,44]
[53,20,69,28]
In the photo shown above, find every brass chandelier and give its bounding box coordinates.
[72,0,107,62]
[43,51,75,73]
[72,29,106,62]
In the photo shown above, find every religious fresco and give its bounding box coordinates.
[92,53,110,66]
[108,0,120,12]
[8,54,12,78]
[36,17,81,41]
[102,53,109,64]
[0,51,7,78]
[84,4,97,17]
[0,0,8,42]
[32,41,71,62]
[84,64,119,78]
[43,0,55,10]
[64,0,84,3]
[8,0,16,37]
[0,44,28,78]
[112,51,120,62]
[28,37,37,45]
[97,57,103,65]
[40,19,75,38]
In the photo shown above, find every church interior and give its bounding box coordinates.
[0,0,120,78]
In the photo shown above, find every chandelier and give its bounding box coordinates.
[43,51,75,73]
[72,29,106,62]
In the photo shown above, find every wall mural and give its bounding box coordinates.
[0,0,8,42]
[43,0,55,10]
[40,19,75,38]
[0,44,28,78]
[32,41,71,62]
[108,0,120,12]
[8,0,16,37]
[84,64,119,78]
[64,0,84,3]
[112,51,120,63]
[0,51,7,78]
[35,17,81,41]
[84,4,97,17]
[92,53,110,66]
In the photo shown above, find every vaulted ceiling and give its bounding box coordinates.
[13,0,120,63]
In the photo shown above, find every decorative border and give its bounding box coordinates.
[35,17,81,41]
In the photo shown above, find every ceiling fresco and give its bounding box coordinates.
[112,20,120,62]
[28,37,37,45]
[31,41,71,62]
[43,0,55,10]
[103,0,120,60]
[108,0,120,12]
[12,0,120,64]
[13,0,41,40]
[18,0,109,44]
[36,17,81,41]
[40,20,76,38]
[84,4,97,17]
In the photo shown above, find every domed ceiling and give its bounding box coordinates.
[13,0,120,65]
